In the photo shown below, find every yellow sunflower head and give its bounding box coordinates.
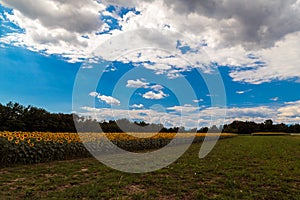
[8,136,14,141]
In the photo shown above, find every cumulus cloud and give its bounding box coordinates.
[167,104,200,114]
[270,97,279,102]
[106,0,300,84]
[142,90,168,100]
[150,84,164,91]
[230,31,300,84]
[89,92,98,97]
[225,106,276,119]
[1,0,300,83]
[117,0,300,83]
[89,92,120,106]
[126,79,167,99]
[126,79,163,91]
[108,0,300,49]
[0,0,107,62]
[80,106,180,127]
[0,0,104,33]
[126,79,149,88]
[131,104,144,109]
[278,100,300,118]
[79,99,300,128]
[193,99,204,103]
[155,0,300,49]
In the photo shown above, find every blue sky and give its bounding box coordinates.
[0,1,300,127]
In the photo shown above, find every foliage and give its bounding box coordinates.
[0,102,76,132]
[223,120,300,134]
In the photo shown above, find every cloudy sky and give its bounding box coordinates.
[0,0,300,128]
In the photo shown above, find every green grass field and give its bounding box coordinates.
[1,136,300,199]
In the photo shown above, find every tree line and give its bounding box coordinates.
[0,102,190,133]
[0,102,299,133]
[0,102,75,132]
[223,120,300,134]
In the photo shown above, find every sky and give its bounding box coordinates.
[0,0,300,128]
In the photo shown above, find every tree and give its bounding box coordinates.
[263,119,273,131]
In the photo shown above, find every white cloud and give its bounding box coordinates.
[1,0,300,84]
[82,65,94,69]
[270,97,279,102]
[97,95,121,106]
[150,84,163,91]
[221,100,300,125]
[167,104,200,113]
[236,89,252,94]
[0,0,107,62]
[103,66,117,73]
[126,79,149,88]
[278,100,300,118]
[115,0,300,83]
[0,0,104,33]
[80,106,180,127]
[89,92,98,97]
[126,79,166,98]
[193,99,204,103]
[89,92,120,106]
[79,100,300,128]
[229,32,300,84]
[131,104,144,109]
[142,90,168,100]
[225,106,276,119]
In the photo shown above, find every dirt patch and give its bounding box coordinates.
[198,176,223,186]
[0,170,9,175]
[2,177,27,187]
[13,178,26,182]
[157,195,178,200]
[124,184,145,195]
[80,168,89,172]
[57,184,73,191]
[44,173,60,178]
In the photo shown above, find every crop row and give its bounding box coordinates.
[0,131,236,166]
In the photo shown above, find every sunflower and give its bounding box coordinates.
[29,143,34,147]
[36,137,42,142]
[8,136,14,141]
[15,140,19,145]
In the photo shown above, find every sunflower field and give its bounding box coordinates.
[0,131,236,166]
[0,131,90,166]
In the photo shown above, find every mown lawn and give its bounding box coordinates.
[1,136,300,199]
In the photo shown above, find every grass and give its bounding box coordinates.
[251,132,290,136]
[1,136,300,199]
